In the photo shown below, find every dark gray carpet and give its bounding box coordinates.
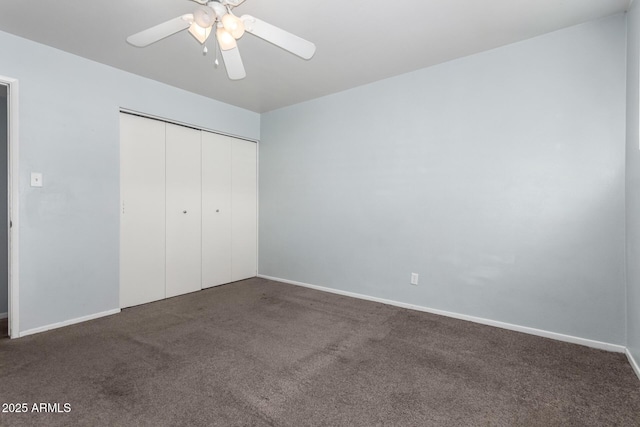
[0,278,638,426]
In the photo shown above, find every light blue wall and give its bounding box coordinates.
[0,88,6,316]
[260,15,627,345]
[626,2,640,369]
[0,30,260,333]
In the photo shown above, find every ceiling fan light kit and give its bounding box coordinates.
[222,13,245,39]
[216,26,237,50]
[188,21,211,44]
[126,0,316,80]
[194,6,216,28]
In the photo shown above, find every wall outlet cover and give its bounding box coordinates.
[410,273,419,285]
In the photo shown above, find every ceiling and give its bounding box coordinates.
[0,0,631,113]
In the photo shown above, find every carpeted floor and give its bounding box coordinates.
[0,277,638,426]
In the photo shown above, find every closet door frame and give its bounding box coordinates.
[119,109,258,304]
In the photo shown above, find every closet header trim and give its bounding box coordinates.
[119,108,258,144]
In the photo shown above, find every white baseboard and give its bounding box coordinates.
[0,312,7,319]
[258,274,626,354]
[19,308,121,338]
[627,349,640,381]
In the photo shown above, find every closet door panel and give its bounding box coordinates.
[231,140,257,281]
[202,132,232,288]
[120,114,166,308]
[166,123,202,298]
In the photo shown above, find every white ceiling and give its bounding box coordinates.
[0,0,631,113]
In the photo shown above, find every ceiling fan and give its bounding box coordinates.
[126,0,316,80]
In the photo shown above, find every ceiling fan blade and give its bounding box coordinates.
[127,14,193,47]
[220,46,247,80]
[240,15,316,60]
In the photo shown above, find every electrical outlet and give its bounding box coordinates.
[410,273,419,285]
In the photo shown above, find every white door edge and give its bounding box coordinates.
[0,75,19,338]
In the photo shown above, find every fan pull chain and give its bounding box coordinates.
[203,32,210,56]
[214,36,220,68]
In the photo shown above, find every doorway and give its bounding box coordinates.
[0,84,7,338]
[0,76,18,339]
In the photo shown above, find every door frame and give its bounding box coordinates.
[1,76,19,338]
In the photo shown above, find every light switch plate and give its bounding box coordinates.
[31,172,43,187]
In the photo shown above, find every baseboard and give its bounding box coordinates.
[19,308,121,338]
[0,312,7,319]
[258,274,626,354]
[627,349,640,381]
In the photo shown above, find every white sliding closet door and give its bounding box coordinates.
[120,114,166,308]
[202,132,232,288]
[166,123,202,298]
[231,139,257,281]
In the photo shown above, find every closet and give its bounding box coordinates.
[120,113,257,308]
